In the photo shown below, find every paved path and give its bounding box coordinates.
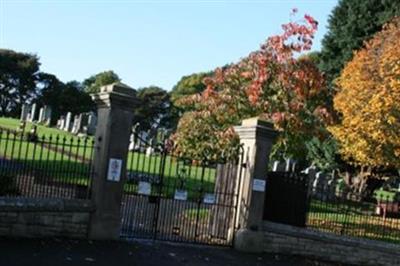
[0,238,346,266]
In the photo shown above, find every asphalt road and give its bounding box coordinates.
[0,238,347,266]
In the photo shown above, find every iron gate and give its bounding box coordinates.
[120,133,244,246]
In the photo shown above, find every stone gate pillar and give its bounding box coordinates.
[233,117,278,252]
[88,83,137,240]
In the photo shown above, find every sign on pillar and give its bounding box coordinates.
[107,158,123,182]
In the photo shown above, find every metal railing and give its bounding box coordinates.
[0,129,95,199]
[307,183,400,244]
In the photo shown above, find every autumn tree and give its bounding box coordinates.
[330,18,400,170]
[172,11,331,163]
[319,0,400,88]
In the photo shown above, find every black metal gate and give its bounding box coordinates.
[263,171,309,227]
[120,133,244,246]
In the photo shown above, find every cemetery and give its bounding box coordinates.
[1,1,400,266]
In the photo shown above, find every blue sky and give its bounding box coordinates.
[0,0,338,90]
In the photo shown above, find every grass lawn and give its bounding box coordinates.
[0,117,218,198]
[307,198,400,244]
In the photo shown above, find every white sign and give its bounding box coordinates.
[107,158,122,182]
[138,181,151,195]
[203,193,216,204]
[252,179,266,192]
[174,189,188,201]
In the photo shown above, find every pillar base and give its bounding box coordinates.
[234,228,264,253]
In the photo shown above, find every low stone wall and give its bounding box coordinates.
[262,221,400,266]
[0,197,94,239]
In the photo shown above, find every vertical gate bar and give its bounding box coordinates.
[232,147,245,246]
[153,144,167,240]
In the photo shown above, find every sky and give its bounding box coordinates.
[0,0,338,91]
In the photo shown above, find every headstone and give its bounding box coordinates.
[78,113,89,134]
[58,116,65,130]
[86,112,97,135]
[71,115,80,134]
[29,103,37,122]
[285,158,296,172]
[20,104,30,121]
[313,171,327,200]
[44,106,52,126]
[145,146,154,157]
[64,112,72,131]
[128,133,135,151]
[272,161,285,172]
[38,107,45,123]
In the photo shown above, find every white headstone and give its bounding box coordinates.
[38,107,45,123]
[20,104,30,121]
[29,103,37,122]
[64,112,72,131]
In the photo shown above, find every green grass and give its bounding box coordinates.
[308,198,400,244]
[0,117,218,198]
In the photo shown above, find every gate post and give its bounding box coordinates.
[233,117,278,252]
[88,83,137,240]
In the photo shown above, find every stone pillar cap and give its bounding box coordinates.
[99,82,136,98]
[240,117,274,128]
[92,82,138,111]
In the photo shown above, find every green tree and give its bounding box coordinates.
[319,0,400,88]
[0,49,40,116]
[133,86,176,132]
[36,75,94,124]
[83,70,121,94]
[170,71,213,103]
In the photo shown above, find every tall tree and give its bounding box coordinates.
[319,0,400,88]
[170,71,213,103]
[36,75,94,123]
[330,18,400,169]
[83,70,121,94]
[133,86,176,132]
[172,11,331,162]
[0,49,40,116]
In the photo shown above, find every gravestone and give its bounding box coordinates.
[313,171,327,200]
[272,161,286,172]
[145,146,154,157]
[29,103,37,122]
[38,107,45,123]
[71,115,80,134]
[20,104,30,121]
[44,106,52,126]
[128,133,136,151]
[78,113,89,134]
[64,112,72,131]
[86,112,97,135]
[58,116,65,130]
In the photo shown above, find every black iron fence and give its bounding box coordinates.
[0,129,95,199]
[307,182,400,244]
[263,172,400,245]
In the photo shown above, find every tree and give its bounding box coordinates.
[83,70,121,94]
[132,86,175,133]
[60,81,95,115]
[329,18,400,169]
[170,71,213,103]
[319,0,400,88]
[0,49,40,116]
[172,11,332,162]
[36,75,94,123]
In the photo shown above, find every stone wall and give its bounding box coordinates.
[0,198,94,239]
[262,221,400,266]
